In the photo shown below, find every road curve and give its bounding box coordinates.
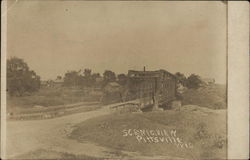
[6,106,112,159]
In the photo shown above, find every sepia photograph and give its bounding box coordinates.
[1,0,235,159]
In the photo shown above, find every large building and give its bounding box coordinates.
[127,69,177,109]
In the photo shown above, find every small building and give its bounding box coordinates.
[202,78,215,85]
[96,77,104,83]
[104,82,122,93]
[41,78,63,88]
[41,80,49,87]
[53,78,64,88]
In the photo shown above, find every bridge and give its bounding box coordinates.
[124,69,177,110]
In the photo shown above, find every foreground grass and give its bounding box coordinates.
[70,106,227,160]
[14,149,104,160]
[7,87,102,113]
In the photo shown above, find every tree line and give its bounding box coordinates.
[63,69,127,87]
[7,57,204,96]
[175,72,203,89]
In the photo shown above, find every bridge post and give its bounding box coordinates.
[153,92,159,110]
[152,77,159,110]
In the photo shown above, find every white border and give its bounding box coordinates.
[228,1,249,159]
[1,0,7,159]
[1,1,249,160]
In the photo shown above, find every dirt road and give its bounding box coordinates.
[6,105,114,159]
[6,101,186,160]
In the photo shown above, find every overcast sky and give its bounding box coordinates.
[7,1,227,84]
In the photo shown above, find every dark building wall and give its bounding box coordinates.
[127,70,176,105]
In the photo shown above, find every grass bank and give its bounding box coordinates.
[70,105,227,159]
[181,84,226,109]
[7,87,102,113]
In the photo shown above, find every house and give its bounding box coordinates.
[41,80,49,87]
[104,82,122,93]
[96,77,104,83]
[202,78,215,85]
[41,77,64,88]
[53,78,64,88]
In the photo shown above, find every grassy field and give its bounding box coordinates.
[7,87,102,113]
[70,105,227,160]
[181,84,227,109]
[7,83,226,112]
[7,87,103,120]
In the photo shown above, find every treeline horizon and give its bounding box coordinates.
[7,57,209,96]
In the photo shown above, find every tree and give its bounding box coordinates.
[83,68,91,78]
[186,74,203,89]
[63,70,81,87]
[117,73,127,86]
[175,72,187,86]
[83,68,93,87]
[103,70,116,83]
[91,73,101,83]
[7,57,41,96]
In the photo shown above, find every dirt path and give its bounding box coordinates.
[6,105,115,159]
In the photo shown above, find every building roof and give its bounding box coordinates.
[202,78,215,83]
[54,79,64,83]
[107,82,120,87]
[128,69,176,79]
[96,77,103,82]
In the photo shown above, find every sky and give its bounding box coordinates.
[7,1,227,84]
